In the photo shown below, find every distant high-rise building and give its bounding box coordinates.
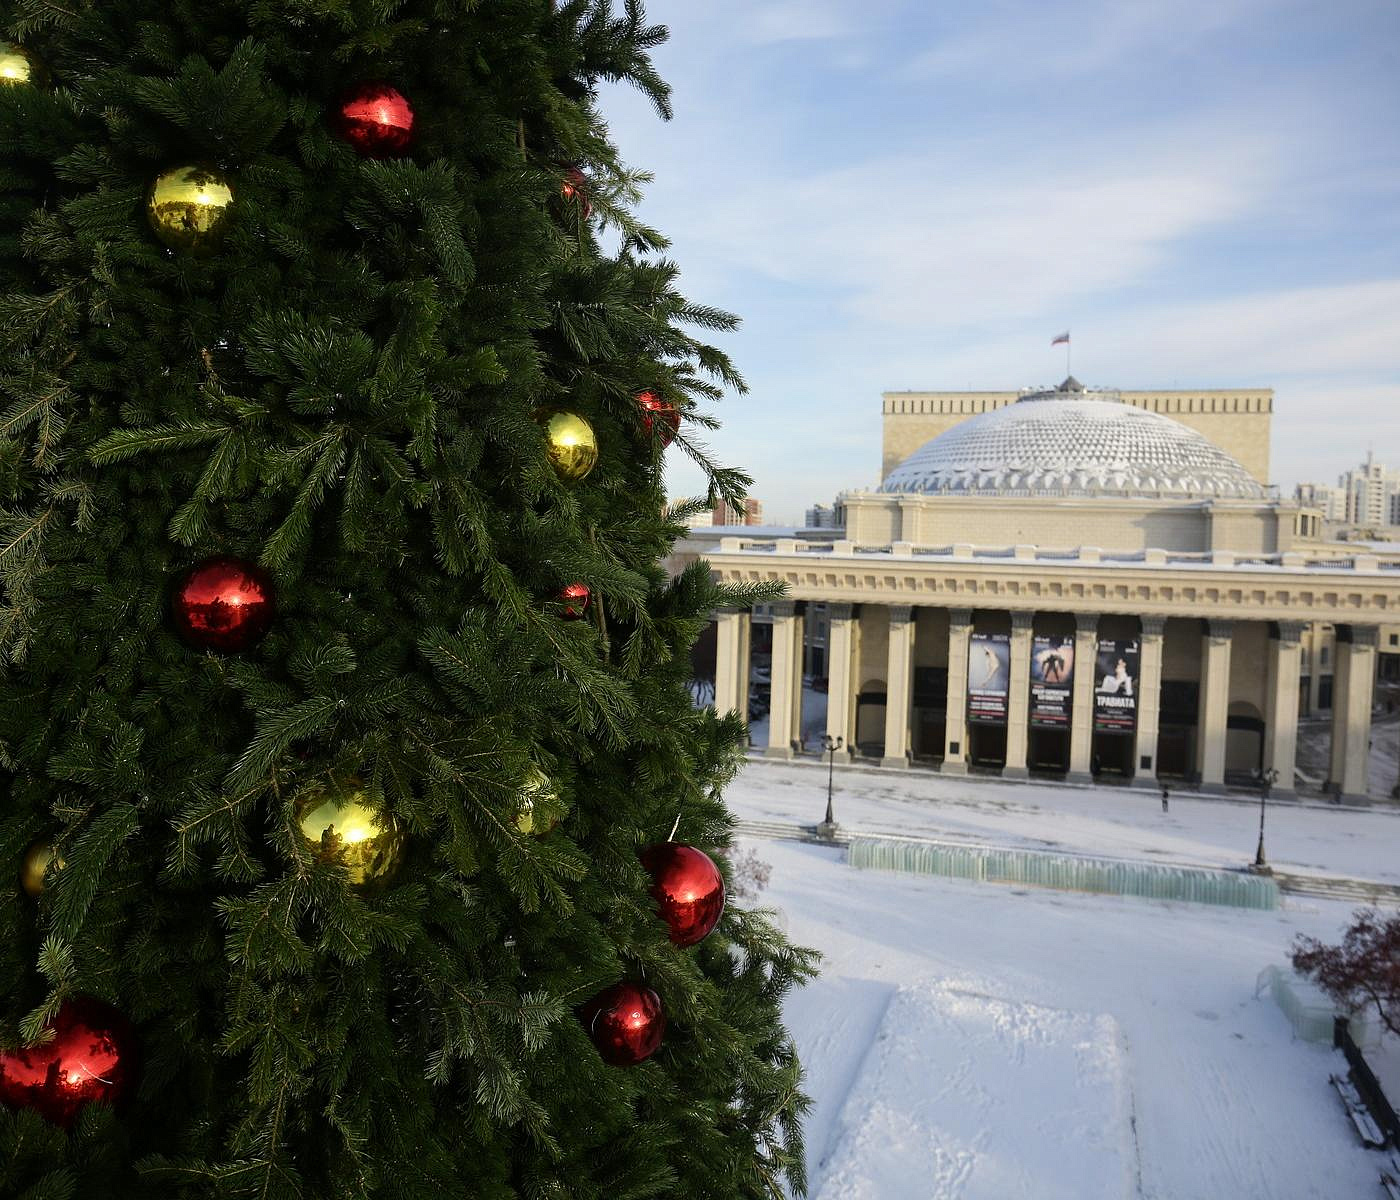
[1294,481,1346,522]
[1343,451,1400,526]
[1295,453,1400,527]
[804,503,840,528]
[712,497,763,526]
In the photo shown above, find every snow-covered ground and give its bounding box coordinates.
[729,758,1400,886]
[753,836,1384,1198]
[725,752,1400,1196]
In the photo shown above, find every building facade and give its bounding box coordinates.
[1296,452,1400,531]
[711,496,764,526]
[688,380,1400,802]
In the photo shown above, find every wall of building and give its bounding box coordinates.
[882,389,1273,483]
[841,492,1306,555]
[913,607,950,670]
[1207,506,1279,555]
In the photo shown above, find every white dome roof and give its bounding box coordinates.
[881,383,1266,500]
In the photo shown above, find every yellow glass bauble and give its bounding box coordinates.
[19,839,63,898]
[295,776,405,889]
[146,165,235,255]
[535,408,598,482]
[515,766,565,836]
[0,43,47,88]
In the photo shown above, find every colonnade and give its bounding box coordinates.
[713,603,1380,802]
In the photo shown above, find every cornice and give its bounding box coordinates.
[705,551,1400,624]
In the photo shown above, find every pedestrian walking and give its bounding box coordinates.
[1161,784,1170,813]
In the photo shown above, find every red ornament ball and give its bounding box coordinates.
[561,166,593,219]
[640,842,726,947]
[171,555,277,654]
[332,82,416,158]
[559,583,591,621]
[637,392,681,448]
[579,982,665,1067]
[0,996,138,1129]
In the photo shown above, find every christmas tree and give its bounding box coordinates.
[0,3,815,1197]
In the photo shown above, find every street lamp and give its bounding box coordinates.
[818,734,843,840]
[1252,766,1278,872]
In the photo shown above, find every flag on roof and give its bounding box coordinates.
[1051,331,1070,346]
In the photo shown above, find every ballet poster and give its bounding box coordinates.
[967,633,1010,725]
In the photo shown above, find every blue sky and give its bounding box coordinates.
[599,0,1400,523]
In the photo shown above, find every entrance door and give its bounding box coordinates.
[1028,728,1069,773]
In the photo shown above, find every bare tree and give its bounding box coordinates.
[724,846,773,901]
[1292,908,1400,1038]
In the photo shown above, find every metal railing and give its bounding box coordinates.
[1336,1017,1400,1147]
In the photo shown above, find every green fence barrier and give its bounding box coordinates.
[849,836,1278,910]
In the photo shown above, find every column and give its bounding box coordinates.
[881,605,916,769]
[1307,624,1323,716]
[1263,622,1304,799]
[1003,611,1034,779]
[1068,613,1099,783]
[713,608,750,722]
[1327,629,1351,791]
[1131,617,1166,787]
[1195,619,1233,793]
[824,603,857,753]
[765,601,803,759]
[1333,626,1378,802]
[941,608,973,775]
[789,603,806,750]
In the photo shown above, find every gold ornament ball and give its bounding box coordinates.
[515,767,565,836]
[295,776,405,889]
[19,839,62,898]
[0,43,47,88]
[146,166,235,255]
[535,409,598,482]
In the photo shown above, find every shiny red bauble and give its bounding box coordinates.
[637,391,680,448]
[561,166,593,219]
[640,842,726,947]
[559,583,591,621]
[579,982,665,1067]
[0,996,138,1128]
[332,81,416,158]
[171,555,277,653]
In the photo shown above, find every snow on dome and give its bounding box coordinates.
[881,384,1266,500]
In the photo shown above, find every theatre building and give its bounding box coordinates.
[682,379,1400,802]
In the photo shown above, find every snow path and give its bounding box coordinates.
[811,984,1135,1200]
[755,839,1380,1199]
[729,758,1400,886]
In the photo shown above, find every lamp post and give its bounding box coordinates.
[818,734,842,840]
[1252,766,1278,872]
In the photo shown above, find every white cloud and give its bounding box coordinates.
[742,1,854,45]
[671,123,1281,332]
[904,0,1287,81]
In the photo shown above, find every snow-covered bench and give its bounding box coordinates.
[1331,1073,1388,1149]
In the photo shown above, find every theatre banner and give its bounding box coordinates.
[1093,638,1140,733]
[1029,636,1075,728]
[968,633,1010,725]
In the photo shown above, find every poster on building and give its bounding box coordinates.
[1030,635,1075,728]
[968,633,1010,725]
[1093,638,1140,732]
